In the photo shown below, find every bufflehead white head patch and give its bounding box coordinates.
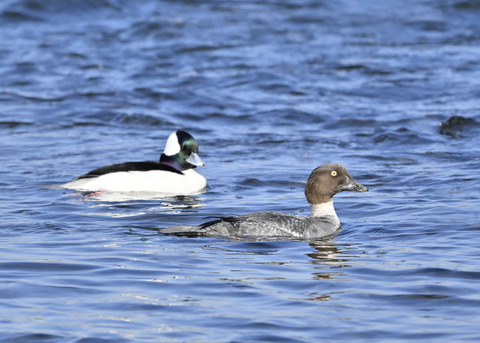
[163,131,181,156]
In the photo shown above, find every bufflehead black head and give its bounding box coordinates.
[305,163,368,205]
[160,130,205,171]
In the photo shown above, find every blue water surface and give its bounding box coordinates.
[1,0,480,342]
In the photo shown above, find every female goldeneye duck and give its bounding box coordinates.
[163,163,368,240]
[62,130,206,195]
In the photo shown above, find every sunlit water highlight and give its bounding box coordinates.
[1,0,480,342]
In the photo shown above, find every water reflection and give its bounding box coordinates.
[75,193,204,217]
[80,191,205,203]
[308,240,352,280]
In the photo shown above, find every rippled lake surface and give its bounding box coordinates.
[1,0,480,342]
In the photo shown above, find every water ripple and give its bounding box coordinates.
[1,0,480,342]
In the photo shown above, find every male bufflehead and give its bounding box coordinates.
[62,130,206,195]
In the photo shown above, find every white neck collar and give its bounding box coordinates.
[310,200,337,218]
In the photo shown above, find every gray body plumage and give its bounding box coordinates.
[163,212,341,240]
[163,163,368,241]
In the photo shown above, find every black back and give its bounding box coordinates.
[76,161,183,180]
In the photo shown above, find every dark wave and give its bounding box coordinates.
[0,0,131,22]
[438,115,479,138]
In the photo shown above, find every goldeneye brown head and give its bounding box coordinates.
[305,163,368,205]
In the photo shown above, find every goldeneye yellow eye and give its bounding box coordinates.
[331,170,337,177]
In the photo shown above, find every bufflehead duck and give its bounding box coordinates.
[163,163,367,239]
[62,130,206,195]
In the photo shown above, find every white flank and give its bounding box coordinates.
[61,169,206,195]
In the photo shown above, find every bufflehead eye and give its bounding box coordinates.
[331,170,337,177]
